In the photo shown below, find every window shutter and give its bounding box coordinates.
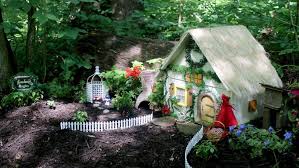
[194,74,203,85]
[152,83,156,92]
[169,83,174,96]
[248,100,257,112]
[185,73,191,82]
[187,88,193,107]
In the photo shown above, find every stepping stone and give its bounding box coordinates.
[176,121,201,135]
[152,116,176,127]
[103,109,110,114]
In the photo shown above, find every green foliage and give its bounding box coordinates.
[42,80,74,99]
[0,0,298,104]
[148,80,165,108]
[112,91,134,115]
[101,67,142,97]
[146,58,164,70]
[0,89,43,110]
[131,60,144,69]
[229,125,292,159]
[101,67,127,94]
[195,140,218,161]
[72,110,88,122]
[41,79,86,102]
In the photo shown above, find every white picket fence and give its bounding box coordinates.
[60,113,153,132]
[185,126,204,168]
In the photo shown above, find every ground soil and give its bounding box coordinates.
[76,31,175,70]
[0,101,190,168]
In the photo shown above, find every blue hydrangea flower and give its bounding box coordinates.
[284,131,293,141]
[268,126,274,133]
[239,124,247,131]
[236,129,242,137]
[229,125,236,133]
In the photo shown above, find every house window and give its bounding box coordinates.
[185,73,203,85]
[248,100,257,112]
[174,86,188,106]
[194,74,203,84]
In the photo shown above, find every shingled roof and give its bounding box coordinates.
[160,25,283,96]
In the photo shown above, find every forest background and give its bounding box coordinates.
[0,0,298,99]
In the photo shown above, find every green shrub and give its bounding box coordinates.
[0,89,43,110]
[148,80,165,108]
[195,140,218,161]
[42,80,73,99]
[101,66,142,98]
[41,80,86,102]
[101,67,127,95]
[73,110,88,122]
[229,125,292,159]
[112,91,134,115]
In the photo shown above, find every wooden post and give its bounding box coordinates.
[263,108,271,129]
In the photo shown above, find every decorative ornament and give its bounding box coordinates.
[214,94,238,128]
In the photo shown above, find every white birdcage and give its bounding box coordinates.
[86,66,107,103]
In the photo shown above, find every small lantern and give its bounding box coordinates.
[86,66,107,103]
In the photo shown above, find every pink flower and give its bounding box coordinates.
[290,89,299,96]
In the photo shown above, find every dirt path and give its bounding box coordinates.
[0,101,190,168]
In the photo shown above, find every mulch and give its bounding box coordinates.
[0,101,190,168]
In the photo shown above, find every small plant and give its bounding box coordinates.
[0,89,43,110]
[146,58,164,70]
[112,91,134,116]
[229,124,292,159]
[195,140,218,161]
[46,100,56,109]
[73,110,88,122]
[148,80,165,108]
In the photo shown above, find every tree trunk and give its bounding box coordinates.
[178,0,184,27]
[0,8,15,92]
[25,6,36,68]
[111,0,143,20]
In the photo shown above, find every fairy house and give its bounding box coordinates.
[156,25,283,125]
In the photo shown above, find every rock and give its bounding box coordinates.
[176,121,201,135]
[93,103,100,107]
[152,116,176,127]
[103,109,110,114]
[15,152,23,160]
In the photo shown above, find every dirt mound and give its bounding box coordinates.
[77,31,175,70]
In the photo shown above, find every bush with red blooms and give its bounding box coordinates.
[126,66,141,79]
[162,105,171,115]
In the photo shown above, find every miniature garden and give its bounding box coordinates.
[1,1,299,168]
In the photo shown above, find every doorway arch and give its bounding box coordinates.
[197,93,218,126]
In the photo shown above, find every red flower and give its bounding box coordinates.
[290,89,299,97]
[162,105,171,115]
[291,111,298,117]
[125,66,141,79]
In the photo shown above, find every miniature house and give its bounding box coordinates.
[156,25,283,125]
[86,66,108,103]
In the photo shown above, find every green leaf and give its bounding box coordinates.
[58,28,79,39]
[46,14,59,21]
[80,0,96,2]
[34,12,48,25]
[70,0,80,4]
